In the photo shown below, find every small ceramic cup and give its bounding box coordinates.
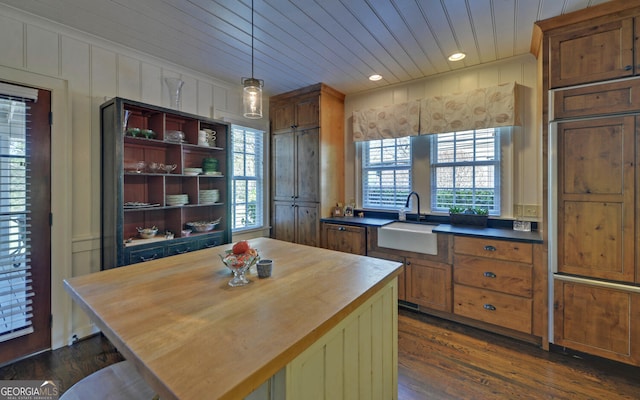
[256,259,273,278]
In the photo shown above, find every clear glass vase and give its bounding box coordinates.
[164,77,185,110]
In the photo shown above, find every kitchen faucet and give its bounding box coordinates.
[405,191,421,221]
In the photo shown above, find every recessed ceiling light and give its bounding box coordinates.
[369,74,382,81]
[448,52,466,61]
[449,52,467,61]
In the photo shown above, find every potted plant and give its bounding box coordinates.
[449,206,489,227]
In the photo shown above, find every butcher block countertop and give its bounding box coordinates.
[64,237,402,400]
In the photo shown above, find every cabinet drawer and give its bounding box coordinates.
[167,241,196,256]
[454,236,532,264]
[454,254,532,297]
[454,285,532,334]
[198,234,224,249]
[554,78,640,119]
[127,245,165,264]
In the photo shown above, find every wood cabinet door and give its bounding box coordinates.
[554,280,640,366]
[272,201,296,243]
[272,132,295,201]
[295,202,319,247]
[296,128,320,202]
[549,18,634,88]
[557,116,636,282]
[322,224,366,255]
[405,258,452,312]
[294,96,320,130]
[271,102,295,133]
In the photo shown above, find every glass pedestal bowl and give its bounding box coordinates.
[220,252,259,287]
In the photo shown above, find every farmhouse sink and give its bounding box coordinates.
[377,222,438,255]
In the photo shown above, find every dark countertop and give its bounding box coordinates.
[321,216,543,244]
[321,216,395,227]
[431,224,543,243]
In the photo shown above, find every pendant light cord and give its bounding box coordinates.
[251,0,255,78]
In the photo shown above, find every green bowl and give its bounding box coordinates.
[127,128,141,137]
[141,129,155,139]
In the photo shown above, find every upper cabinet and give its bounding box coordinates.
[100,98,231,269]
[271,93,320,133]
[549,18,636,88]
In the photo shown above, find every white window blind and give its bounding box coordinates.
[430,129,501,214]
[0,85,36,342]
[362,137,412,209]
[231,125,264,231]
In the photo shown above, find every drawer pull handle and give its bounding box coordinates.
[140,254,158,262]
[483,245,496,252]
[483,271,497,278]
[625,65,633,71]
[483,304,496,311]
[175,248,190,254]
[338,226,346,231]
[205,242,219,248]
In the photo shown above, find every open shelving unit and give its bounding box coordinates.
[100,97,231,269]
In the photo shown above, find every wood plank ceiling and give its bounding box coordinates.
[0,0,610,96]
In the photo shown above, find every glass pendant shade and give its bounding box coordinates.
[242,77,263,119]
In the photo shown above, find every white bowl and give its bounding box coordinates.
[137,227,158,239]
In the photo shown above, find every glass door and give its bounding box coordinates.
[0,82,51,365]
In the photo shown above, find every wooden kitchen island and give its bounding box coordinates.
[64,237,402,400]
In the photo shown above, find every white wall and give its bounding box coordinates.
[344,54,541,219]
[0,4,269,349]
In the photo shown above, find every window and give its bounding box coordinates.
[231,125,264,231]
[362,137,411,209]
[430,129,500,215]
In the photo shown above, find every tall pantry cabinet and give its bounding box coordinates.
[269,83,345,247]
[533,1,640,366]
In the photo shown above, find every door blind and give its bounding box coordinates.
[0,84,37,342]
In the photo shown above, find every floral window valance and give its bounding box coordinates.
[352,82,520,142]
[352,101,420,141]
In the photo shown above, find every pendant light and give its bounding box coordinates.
[242,0,263,119]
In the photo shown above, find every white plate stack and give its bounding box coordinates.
[166,193,189,206]
[199,189,220,204]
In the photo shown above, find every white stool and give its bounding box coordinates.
[60,360,158,400]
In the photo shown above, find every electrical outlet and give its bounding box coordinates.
[523,205,538,218]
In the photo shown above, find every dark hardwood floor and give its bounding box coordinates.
[1,308,639,399]
[0,333,124,394]
[398,309,640,400]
